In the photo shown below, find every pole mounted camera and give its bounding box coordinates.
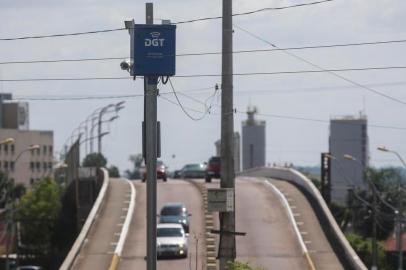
[120,59,133,72]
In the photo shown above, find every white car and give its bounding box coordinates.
[157,223,188,258]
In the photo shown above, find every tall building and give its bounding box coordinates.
[242,106,266,170]
[214,132,241,173]
[0,93,53,186]
[329,114,368,205]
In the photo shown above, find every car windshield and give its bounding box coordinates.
[184,164,203,171]
[161,206,183,216]
[157,227,183,237]
[157,160,164,166]
[209,157,220,164]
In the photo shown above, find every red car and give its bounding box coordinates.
[205,156,221,183]
[142,160,167,182]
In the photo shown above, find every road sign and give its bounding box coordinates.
[208,188,234,212]
[132,24,176,76]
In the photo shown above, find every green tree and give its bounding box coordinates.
[108,165,120,177]
[349,168,404,240]
[227,261,265,270]
[16,177,62,256]
[125,153,144,179]
[82,153,107,168]
[346,233,387,269]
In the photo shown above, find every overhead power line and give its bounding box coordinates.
[0,28,125,41]
[156,93,406,131]
[174,0,334,24]
[2,65,406,82]
[2,37,406,65]
[234,24,406,106]
[0,1,333,41]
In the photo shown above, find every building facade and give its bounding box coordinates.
[0,129,54,186]
[329,115,368,205]
[242,107,266,170]
[0,93,54,186]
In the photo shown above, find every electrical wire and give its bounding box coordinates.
[0,28,126,41]
[2,38,406,65]
[2,65,405,82]
[234,24,406,106]
[174,0,334,24]
[0,0,334,41]
[166,78,217,121]
[235,110,406,130]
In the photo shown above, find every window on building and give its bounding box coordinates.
[10,161,15,171]
[36,162,40,171]
[10,145,15,155]
[43,162,47,170]
[4,161,9,170]
[49,145,53,156]
[30,178,34,185]
[37,148,40,156]
[30,162,34,171]
[48,162,52,170]
[0,161,2,168]
[43,145,47,155]
[4,145,8,154]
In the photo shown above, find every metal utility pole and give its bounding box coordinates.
[219,0,236,269]
[396,210,403,270]
[145,3,158,270]
[371,184,378,270]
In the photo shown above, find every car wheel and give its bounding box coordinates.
[142,178,146,183]
[205,176,211,183]
[163,176,167,182]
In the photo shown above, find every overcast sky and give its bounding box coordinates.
[0,0,405,173]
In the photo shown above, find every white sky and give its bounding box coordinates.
[0,0,405,172]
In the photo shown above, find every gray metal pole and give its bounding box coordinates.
[371,184,378,270]
[145,3,157,270]
[97,109,103,154]
[396,211,403,270]
[219,0,235,269]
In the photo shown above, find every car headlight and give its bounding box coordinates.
[178,243,184,248]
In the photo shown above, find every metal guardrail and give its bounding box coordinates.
[59,168,110,270]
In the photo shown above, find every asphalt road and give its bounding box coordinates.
[270,179,344,270]
[210,177,308,269]
[72,178,131,270]
[118,179,206,270]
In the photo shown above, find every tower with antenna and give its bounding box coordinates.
[242,106,266,170]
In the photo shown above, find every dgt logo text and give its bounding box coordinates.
[145,32,165,47]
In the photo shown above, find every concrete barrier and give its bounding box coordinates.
[239,166,367,270]
[59,168,110,270]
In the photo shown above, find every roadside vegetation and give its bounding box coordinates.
[329,167,406,269]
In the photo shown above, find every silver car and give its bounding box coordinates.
[157,223,188,258]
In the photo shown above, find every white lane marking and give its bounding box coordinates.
[114,179,137,257]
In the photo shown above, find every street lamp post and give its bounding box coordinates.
[344,154,379,270]
[5,144,40,270]
[97,102,124,154]
[377,146,405,270]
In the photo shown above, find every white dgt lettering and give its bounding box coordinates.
[145,38,165,47]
